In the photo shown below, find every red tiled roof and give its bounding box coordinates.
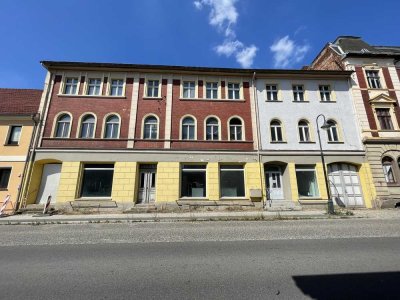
[0,88,42,115]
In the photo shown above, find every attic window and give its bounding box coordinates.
[361,48,370,53]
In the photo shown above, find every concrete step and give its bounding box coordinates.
[265,200,302,211]
[19,204,56,214]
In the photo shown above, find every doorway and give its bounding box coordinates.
[265,165,284,200]
[36,164,62,204]
[137,164,157,204]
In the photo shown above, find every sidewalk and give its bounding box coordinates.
[0,209,398,225]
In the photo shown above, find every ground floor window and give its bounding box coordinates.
[296,165,319,197]
[80,164,114,197]
[181,165,206,197]
[0,168,11,189]
[220,165,245,197]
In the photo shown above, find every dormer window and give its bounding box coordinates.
[366,70,381,89]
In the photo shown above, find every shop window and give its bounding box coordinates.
[80,164,114,197]
[296,166,319,197]
[181,165,206,197]
[220,165,245,197]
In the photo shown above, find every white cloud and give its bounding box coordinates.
[270,35,310,68]
[194,0,258,68]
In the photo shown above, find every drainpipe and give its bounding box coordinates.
[251,71,266,208]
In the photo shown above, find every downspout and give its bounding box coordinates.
[252,71,266,208]
[18,71,54,209]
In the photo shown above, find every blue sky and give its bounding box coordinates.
[1,0,399,89]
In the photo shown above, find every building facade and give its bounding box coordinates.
[0,89,41,212]
[22,61,375,211]
[310,36,400,208]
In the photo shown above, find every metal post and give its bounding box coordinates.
[316,114,334,214]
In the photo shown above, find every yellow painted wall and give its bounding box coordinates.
[359,162,376,208]
[0,120,33,156]
[111,162,137,202]
[156,162,180,202]
[288,163,299,201]
[245,162,263,199]
[315,163,328,200]
[0,161,24,212]
[56,162,81,202]
[207,162,219,200]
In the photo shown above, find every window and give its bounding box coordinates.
[206,117,219,140]
[143,116,158,139]
[229,118,243,141]
[293,85,304,101]
[80,164,114,197]
[110,79,124,96]
[181,117,195,140]
[206,82,218,99]
[0,168,11,189]
[376,108,394,130]
[80,115,95,138]
[55,114,71,138]
[227,83,240,100]
[183,81,196,98]
[181,165,206,197]
[87,79,101,95]
[319,85,331,101]
[64,78,78,95]
[104,115,120,138]
[366,70,382,89]
[147,80,159,97]
[270,120,283,142]
[298,120,310,142]
[7,126,22,145]
[382,157,396,183]
[296,166,319,197]
[327,120,339,142]
[220,165,245,197]
[266,85,278,101]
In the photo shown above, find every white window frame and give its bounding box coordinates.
[204,116,221,141]
[102,113,121,139]
[53,112,72,138]
[180,164,207,198]
[270,120,283,142]
[109,79,125,96]
[145,79,161,98]
[63,77,79,95]
[182,81,196,99]
[319,85,331,102]
[228,116,244,141]
[142,114,159,139]
[266,84,279,101]
[78,113,97,139]
[295,165,320,198]
[5,125,22,145]
[327,120,340,142]
[219,164,246,198]
[86,78,102,96]
[180,115,197,140]
[298,120,311,142]
[205,82,219,99]
[366,70,382,89]
[293,85,305,102]
[227,82,241,100]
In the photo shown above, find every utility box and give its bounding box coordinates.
[249,189,262,198]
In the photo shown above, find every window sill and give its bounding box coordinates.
[386,183,400,187]
[299,141,315,144]
[292,100,309,103]
[179,98,245,102]
[3,144,19,146]
[327,141,344,144]
[0,188,8,191]
[179,197,208,200]
[58,94,126,99]
[143,96,163,100]
[76,197,112,201]
[319,100,336,103]
[270,141,287,144]
[220,197,247,200]
[298,197,322,200]
[265,100,283,102]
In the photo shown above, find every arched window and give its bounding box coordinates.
[55,114,71,138]
[181,117,195,140]
[80,114,95,138]
[327,120,339,142]
[143,116,158,139]
[104,115,120,138]
[382,157,396,183]
[298,120,310,142]
[206,117,219,140]
[270,120,283,142]
[229,118,243,141]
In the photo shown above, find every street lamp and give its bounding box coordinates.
[315,114,334,214]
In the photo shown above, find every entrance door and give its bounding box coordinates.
[36,164,62,204]
[137,165,156,204]
[265,166,284,200]
[328,163,363,207]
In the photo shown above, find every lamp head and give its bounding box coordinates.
[320,121,332,130]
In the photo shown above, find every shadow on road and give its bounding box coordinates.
[293,271,400,299]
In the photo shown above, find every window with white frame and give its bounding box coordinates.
[182,117,195,140]
[206,82,218,99]
[143,116,158,139]
[0,168,11,189]
[220,165,245,197]
[80,164,114,197]
[298,120,310,142]
[227,83,240,100]
[382,157,396,183]
[147,80,159,97]
[229,118,243,141]
[55,114,71,138]
[327,120,339,142]
[205,117,219,140]
[181,165,206,197]
[183,81,196,98]
[319,85,331,101]
[296,165,319,197]
[366,70,382,89]
[80,115,95,138]
[6,126,21,145]
[64,78,78,95]
[376,108,394,130]
[104,115,120,138]
[293,85,304,101]
[270,120,283,142]
[110,79,124,96]
[266,85,278,101]
[87,79,101,95]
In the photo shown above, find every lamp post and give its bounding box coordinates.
[316,114,334,214]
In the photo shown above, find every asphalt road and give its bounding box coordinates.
[1,219,400,299]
